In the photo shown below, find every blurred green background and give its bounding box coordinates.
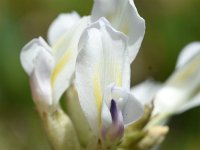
[0,0,199,149]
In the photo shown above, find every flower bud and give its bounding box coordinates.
[39,107,80,150]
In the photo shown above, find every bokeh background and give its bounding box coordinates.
[0,0,199,149]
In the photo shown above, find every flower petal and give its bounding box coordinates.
[101,101,112,130]
[75,18,129,135]
[50,17,90,104]
[111,87,143,126]
[20,37,52,75]
[176,92,200,114]
[20,37,54,110]
[131,79,162,105]
[154,45,200,114]
[91,0,145,62]
[176,42,200,69]
[47,12,81,45]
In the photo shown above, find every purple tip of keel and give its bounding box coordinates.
[101,99,124,143]
[110,99,124,138]
[110,99,118,123]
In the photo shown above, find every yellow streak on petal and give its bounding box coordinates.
[51,50,73,87]
[52,34,67,53]
[169,55,200,86]
[122,25,129,35]
[93,72,102,126]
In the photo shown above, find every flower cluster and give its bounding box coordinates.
[20,0,200,150]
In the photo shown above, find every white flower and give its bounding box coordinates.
[131,42,200,118]
[153,42,200,115]
[91,0,145,62]
[20,1,146,148]
[20,12,90,112]
[74,18,143,146]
